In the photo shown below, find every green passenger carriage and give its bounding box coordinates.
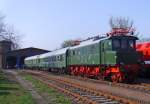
[25,55,40,68]
[25,48,68,73]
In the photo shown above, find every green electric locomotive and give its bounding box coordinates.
[25,32,141,82]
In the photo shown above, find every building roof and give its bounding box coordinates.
[9,47,49,53]
[7,47,50,57]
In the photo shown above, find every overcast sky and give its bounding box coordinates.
[0,0,150,50]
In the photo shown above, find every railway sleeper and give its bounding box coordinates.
[25,71,139,104]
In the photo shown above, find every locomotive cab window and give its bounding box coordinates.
[129,40,135,48]
[112,39,120,49]
[112,39,136,50]
[121,40,127,49]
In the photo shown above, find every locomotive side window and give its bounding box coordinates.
[72,50,75,55]
[112,39,120,49]
[129,40,135,48]
[90,45,94,54]
[102,43,104,51]
[121,40,127,49]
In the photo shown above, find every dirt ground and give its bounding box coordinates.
[4,69,150,104]
[3,70,48,104]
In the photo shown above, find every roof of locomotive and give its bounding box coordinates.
[69,35,138,50]
[110,35,138,40]
[70,36,110,49]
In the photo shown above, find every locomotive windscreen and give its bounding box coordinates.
[112,38,136,50]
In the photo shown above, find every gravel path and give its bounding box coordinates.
[3,70,48,104]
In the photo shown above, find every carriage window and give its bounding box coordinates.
[48,57,51,62]
[53,56,56,61]
[54,56,56,61]
[113,39,120,49]
[57,56,60,61]
[60,55,63,61]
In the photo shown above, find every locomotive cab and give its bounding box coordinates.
[101,36,139,65]
[111,36,139,65]
[101,35,141,82]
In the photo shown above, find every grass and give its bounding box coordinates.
[0,71,35,104]
[24,74,71,104]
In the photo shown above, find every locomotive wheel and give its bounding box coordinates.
[97,75,101,80]
[127,75,135,83]
[97,74,105,80]
[70,68,74,75]
[111,73,123,83]
[118,74,123,83]
[111,74,118,83]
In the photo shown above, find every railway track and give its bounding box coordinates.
[61,76,150,104]
[23,70,138,104]
[65,76,150,94]
[29,70,150,94]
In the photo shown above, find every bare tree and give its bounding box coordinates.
[5,25,22,49]
[61,39,81,48]
[0,15,6,33]
[0,13,22,50]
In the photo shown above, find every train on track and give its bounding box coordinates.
[25,28,143,83]
[136,42,150,78]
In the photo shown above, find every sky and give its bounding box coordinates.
[0,0,150,50]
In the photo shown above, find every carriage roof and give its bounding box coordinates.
[38,47,69,58]
[25,55,40,61]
